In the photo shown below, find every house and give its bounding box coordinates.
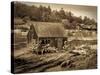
[80,24,97,31]
[27,22,67,50]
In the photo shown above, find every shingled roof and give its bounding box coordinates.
[32,22,66,38]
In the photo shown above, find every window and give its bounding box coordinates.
[41,40,45,44]
[46,40,50,44]
[40,39,50,44]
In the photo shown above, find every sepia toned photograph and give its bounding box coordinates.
[11,1,97,74]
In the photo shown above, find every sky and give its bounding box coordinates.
[20,1,97,21]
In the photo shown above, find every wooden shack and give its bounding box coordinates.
[28,22,67,50]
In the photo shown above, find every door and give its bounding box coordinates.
[57,38,63,50]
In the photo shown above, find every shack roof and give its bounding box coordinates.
[32,22,67,38]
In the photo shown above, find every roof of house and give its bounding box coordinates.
[32,22,67,38]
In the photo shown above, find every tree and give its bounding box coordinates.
[59,8,66,19]
[14,2,31,18]
[73,16,82,24]
[66,11,74,23]
[47,6,51,14]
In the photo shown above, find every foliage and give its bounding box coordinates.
[14,2,97,29]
